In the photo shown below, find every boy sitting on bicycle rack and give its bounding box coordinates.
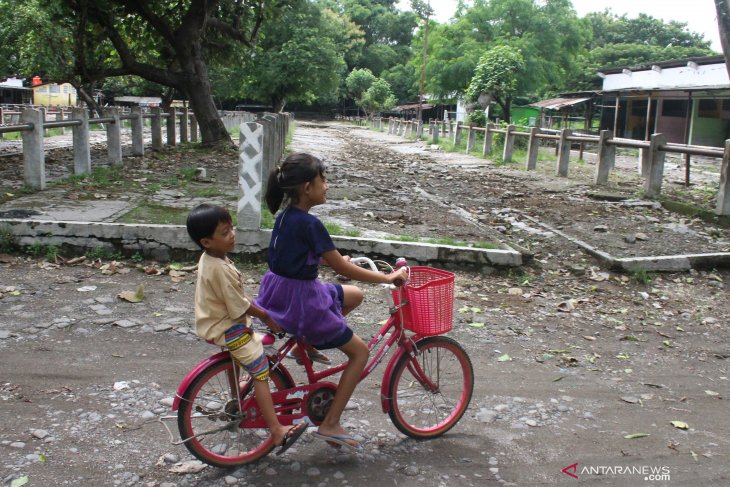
[186,203,307,455]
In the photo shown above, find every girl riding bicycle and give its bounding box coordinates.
[257,152,407,450]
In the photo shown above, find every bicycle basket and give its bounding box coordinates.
[392,266,455,335]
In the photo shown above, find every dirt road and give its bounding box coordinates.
[1,122,729,486]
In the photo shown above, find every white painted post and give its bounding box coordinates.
[56,110,66,135]
[21,108,45,189]
[130,107,144,156]
[594,130,615,185]
[103,107,122,165]
[416,120,423,139]
[238,122,264,230]
[431,121,439,143]
[643,133,667,198]
[72,107,91,174]
[556,128,572,177]
[716,140,730,215]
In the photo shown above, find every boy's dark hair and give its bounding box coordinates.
[186,204,232,249]
[265,152,326,214]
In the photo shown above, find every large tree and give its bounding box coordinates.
[413,0,588,102]
[2,0,296,147]
[215,2,357,112]
[466,45,525,120]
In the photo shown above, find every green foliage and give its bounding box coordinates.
[466,45,525,120]
[630,267,654,285]
[346,68,377,98]
[0,226,17,253]
[223,2,354,112]
[466,111,486,127]
[359,78,397,114]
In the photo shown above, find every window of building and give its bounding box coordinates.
[37,86,48,93]
[63,85,69,93]
[661,99,688,117]
[49,85,60,94]
[698,99,719,118]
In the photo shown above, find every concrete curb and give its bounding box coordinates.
[0,219,523,270]
[516,212,730,272]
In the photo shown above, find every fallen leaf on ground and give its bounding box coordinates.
[624,433,650,439]
[705,390,719,396]
[10,476,28,487]
[497,354,512,362]
[670,420,689,430]
[77,285,97,292]
[468,322,485,328]
[118,284,144,303]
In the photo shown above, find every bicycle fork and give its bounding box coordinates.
[379,337,438,413]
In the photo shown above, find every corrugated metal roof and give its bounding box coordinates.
[529,97,592,110]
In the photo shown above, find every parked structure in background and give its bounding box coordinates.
[0,77,33,105]
[31,78,78,107]
[528,93,598,131]
[598,55,729,148]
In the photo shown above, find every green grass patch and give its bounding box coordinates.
[323,221,361,237]
[117,202,191,225]
[659,198,730,228]
[390,234,498,248]
[630,267,655,285]
[192,187,225,198]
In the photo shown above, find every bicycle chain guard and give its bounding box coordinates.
[306,384,338,423]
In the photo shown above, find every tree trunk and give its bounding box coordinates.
[272,96,287,113]
[717,0,730,78]
[175,28,232,147]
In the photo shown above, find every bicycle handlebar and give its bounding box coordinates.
[349,256,406,288]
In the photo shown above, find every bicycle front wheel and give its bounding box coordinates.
[387,336,474,439]
[177,358,294,468]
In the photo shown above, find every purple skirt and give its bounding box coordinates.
[256,271,348,346]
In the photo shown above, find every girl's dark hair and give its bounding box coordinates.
[265,153,326,213]
[186,203,232,249]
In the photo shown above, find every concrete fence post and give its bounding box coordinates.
[190,113,198,142]
[40,107,47,137]
[431,121,440,143]
[503,124,516,163]
[56,110,66,135]
[180,108,189,143]
[0,107,4,140]
[151,107,162,150]
[238,122,264,230]
[103,107,122,165]
[72,107,91,175]
[453,121,463,146]
[556,128,572,177]
[466,125,476,153]
[441,120,447,137]
[167,107,177,146]
[525,127,541,170]
[643,133,667,198]
[130,107,144,156]
[594,130,615,185]
[483,123,494,155]
[716,140,730,215]
[416,120,423,139]
[448,120,454,138]
[21,108,46,189]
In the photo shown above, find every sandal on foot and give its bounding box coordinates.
[311,431,362,452]
[306,350,331,365]
[276,422,307,456]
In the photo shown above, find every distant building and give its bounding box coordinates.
[0,77,33,104]
[32,82,78,107]
[597,55,729,147]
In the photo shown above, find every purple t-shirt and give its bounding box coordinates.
[268,207,335,280]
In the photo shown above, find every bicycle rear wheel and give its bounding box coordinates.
[387,336,473,439]
[177,358,294,468]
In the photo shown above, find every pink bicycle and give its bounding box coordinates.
[170,257,474,468]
